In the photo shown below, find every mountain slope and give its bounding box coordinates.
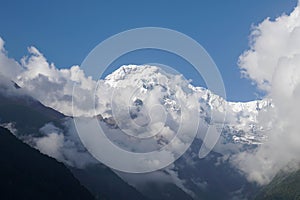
[102,65,271,146]
[0,127,95,200]
[255,169,300,200]
[0,84,65,136]
[80,65,270,200]
[0,65,274,200]
[70,164,148,200]
[0,81,148,200]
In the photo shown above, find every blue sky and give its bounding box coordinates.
[0,0,297,101]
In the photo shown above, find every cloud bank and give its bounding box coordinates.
[0,35,265,171]
[235,1,300,185]
[0,39,97,116]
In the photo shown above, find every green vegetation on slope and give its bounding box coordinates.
[255,169,300,200]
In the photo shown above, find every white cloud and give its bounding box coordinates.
[0,39,97,117]
[34,121,96,168]
[234,1,300,185]
[0,38,23,80]
[36,132,65,160]
[18,47,98,116]
[239,2,300,92]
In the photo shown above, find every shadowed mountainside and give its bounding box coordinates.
[0,127,96,200]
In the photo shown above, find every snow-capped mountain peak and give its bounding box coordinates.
[98,65,272,147]
[105,65,162,88]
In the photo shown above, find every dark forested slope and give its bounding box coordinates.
[0,127,95,200]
